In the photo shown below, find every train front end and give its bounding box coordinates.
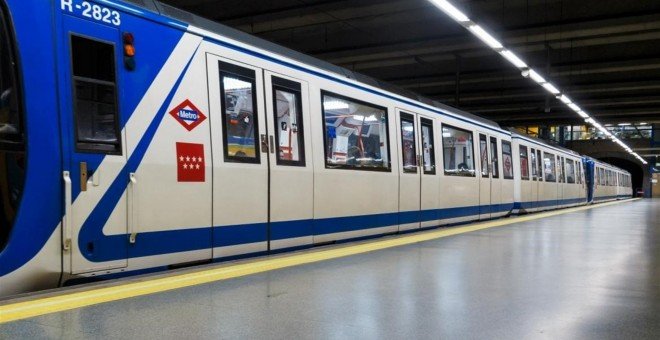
[0,0,64,297]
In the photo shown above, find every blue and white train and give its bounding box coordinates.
[0,0,633,297]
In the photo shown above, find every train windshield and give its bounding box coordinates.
[0,5,25,251]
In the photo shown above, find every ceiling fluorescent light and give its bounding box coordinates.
[528,70,546,84]
[429,0,470,22]
[567,103,581,112]
[577,111,589,118]
[558,95,572,104]
[542,82,560,95]
[468,25,503,49]
[500,50,527,68]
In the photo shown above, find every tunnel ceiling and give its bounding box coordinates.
[160,0,660,127]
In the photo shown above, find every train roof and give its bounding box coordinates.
[508,129,583,158]
[584,156,630,174]
[118,0,503,132]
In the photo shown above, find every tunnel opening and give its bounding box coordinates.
[598,157,644,196]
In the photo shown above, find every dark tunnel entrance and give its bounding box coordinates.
[598,157,644,196]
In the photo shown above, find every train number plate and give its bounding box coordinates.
[61,0,122,26]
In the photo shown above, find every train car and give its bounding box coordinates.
[0,0,633,298]
[583,157,632,203]
[511,132,586,213]
[0,0,519,297]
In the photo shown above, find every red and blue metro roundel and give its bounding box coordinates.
[169,99,207,131]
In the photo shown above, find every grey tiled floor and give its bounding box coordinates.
[2,199,659,339]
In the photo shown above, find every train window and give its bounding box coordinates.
[400,113,417,173]
[566,159,576,184]
[71,35,121,154]
[321,91,390,171]
[442,125,475,177]
[0,4,24,251]
[543,152,556,182]
[501,141,514,180]
[536,149,542,182]
[490,137,499,178]
[272,77,305,167]
[479,134,488,177]
[599,168,604,186]
[219,62,260,163]
[520,146,529,180]
[530,148,537,180]
[558,157,565,183]
[576,162,582,184]
[420,118,435,175]
[0,6,22,145]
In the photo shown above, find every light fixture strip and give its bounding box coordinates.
[428,0,646,164]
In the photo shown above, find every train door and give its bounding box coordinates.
[60,16,128,273]
[478,133,491,219]
[396,110,421,231]
[207,55,269,258]
[264,72,314,249]
[530,148,539,210]
[489,137,502,216]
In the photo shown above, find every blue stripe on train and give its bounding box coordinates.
[513,197,587,210]
[83,202,514,262]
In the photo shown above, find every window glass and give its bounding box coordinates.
[479,134,488,177]
[0,7,21,144]
[322,92,390,170]
[502,141,514,179]
[544,152,556,182]
[576,162,582,184]
[520,146,529,180]
[530,148,537,180]
[442,125,475,176]
[71,35,120,154]
[536,149,543,182]
[420,118,435,174]
[558,157,565,183]
[272,77,304,166]
[400,113,417,173]
[220,62,259,163]
[490,137,499,178]
[566,159,576,184]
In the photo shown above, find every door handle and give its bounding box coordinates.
[260,134,269,153]
[128,173,138,244]
[80,162,88,192]
[62,171,72,251]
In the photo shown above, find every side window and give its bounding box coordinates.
[490,137,499,178]
[441,124,475,177]
[219,61,259,163]
[520,145,529,180]
[272,76,305,166]
[566,159,576,184]
[544,152,556,182]
[536,149,543,182]
[321,91,390,171]
[0,5,22,145]
[420,118,435,175]
[400,113,417,173]
[530,148,537,180]
[501,141,514,180]
[576,162,582,184]
[558,157,565,183]
[71,35,121,154]
[479,134,488,177]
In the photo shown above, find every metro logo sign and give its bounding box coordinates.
[169,99,207,131]
[176,142,205,182]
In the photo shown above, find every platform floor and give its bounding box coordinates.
[1,199,659,339]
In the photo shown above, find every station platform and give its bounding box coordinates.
[1,199,658,339]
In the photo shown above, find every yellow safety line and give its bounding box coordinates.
[0,198,640,324]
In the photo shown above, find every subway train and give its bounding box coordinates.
[0,0,633,297]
